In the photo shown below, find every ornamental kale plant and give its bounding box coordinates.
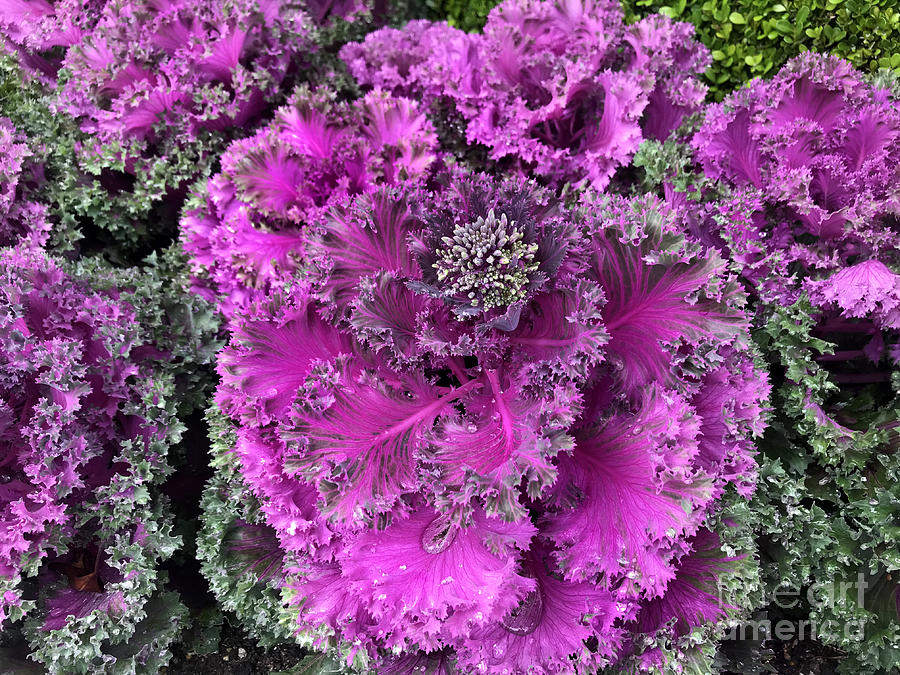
[0,245,187,673]
[181,85,438,318]
[203,166,770,672]
[691,52,900,308]
[340,0,710,189]
[0,0,315,248]
[0,0,312,138]
[647,52,900,672]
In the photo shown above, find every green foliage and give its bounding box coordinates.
[747,299,900,674]
[426,0,499,32]
[196,408,298,648]
[20,586,188,675]
[622,0,900,99]
[631,116,710,200]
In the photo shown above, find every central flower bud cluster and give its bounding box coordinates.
[433,209,540,311]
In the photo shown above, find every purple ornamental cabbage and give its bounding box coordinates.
[0,246,177,649]
[181,86,438,318]
[340,0,710,189]
[0,118,49,247]
[0,0,312,179]
[692,52,900,311]
[339,19,479,107]
[212,172,769,672]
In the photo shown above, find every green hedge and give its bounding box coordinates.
[426,0,498,32]
[623,0,900,99]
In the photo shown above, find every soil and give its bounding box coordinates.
[165,630,845,675]
[162,622,308,675]
[766,636,844,675]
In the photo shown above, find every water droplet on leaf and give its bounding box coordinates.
[500,588,543,636]
[422,514,457,554]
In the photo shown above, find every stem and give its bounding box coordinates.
[831,373,891,384]
[814,349,868,362]
[815,321,876,334]
[446,357,469,384]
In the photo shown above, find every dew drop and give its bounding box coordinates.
[500,588,543,636]
[422,514,457,554]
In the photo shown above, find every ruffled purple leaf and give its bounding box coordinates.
[634,529,741,637]
[309,187,425,312]
[586,195,747,394]
[349,271,430,365]
[339,505,535,648]
[282,364,479,524]
[543,385,712,595]
[424,367,566,520]
[507,280,608,382]
[807,260,900,330]
[217,295,355,427]
[456,544,627,674]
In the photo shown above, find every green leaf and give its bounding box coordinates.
[729,11,747,23]
[744,53,763,66]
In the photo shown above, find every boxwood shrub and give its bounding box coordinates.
[622,0,900,98]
